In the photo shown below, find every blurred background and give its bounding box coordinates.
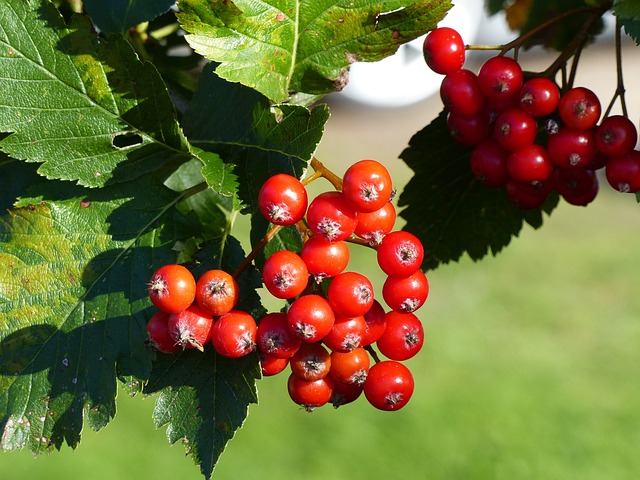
[4,3,640,480]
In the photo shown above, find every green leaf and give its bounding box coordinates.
[0,0,191,187]
[398,111,558,271]
[614,0,640,44]
[147,235,263,480]
[0,176,200,453]
[184,65,329,213]
[83,0,177,34]
[176,0,451,102]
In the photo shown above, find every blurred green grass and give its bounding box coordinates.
[3,187,640,480]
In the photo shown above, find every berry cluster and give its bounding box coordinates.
[257,160,427,411]
[422,27,640,209]
[145,159,428,412]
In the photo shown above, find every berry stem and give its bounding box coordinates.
[232,223,283,279]
[311,157,343,191]
[365,345,382,364]
[603,16,628,118]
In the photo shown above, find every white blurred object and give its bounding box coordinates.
[339,1,485,107]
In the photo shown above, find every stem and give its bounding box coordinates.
[232,223,283,279]
[311,157,343,191]
[604,16,628,118]
[365,345,382,364]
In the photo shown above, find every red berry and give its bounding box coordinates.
[195,269,239,317]
[440,69,485,117]
[262,249,308,299]
[330,347,370,385]
[493,108,538,151]
[167,303,213,351]
[342,159,393,213]
[376,311,424,361]
[558,87,601,130]
[422,27,465,75]
[382,270,429,313]
[555,169,599,206]
[505,180,552,210]
[322,315,367,353]
[258,173,308,226]
[605,151,640,193]
[447,111,492,147]
[300,236,350,281]
[289,342,332,381]
[327,271,374,317]
[287,294,335,343]
[330,380,364,407]
[507,144,554,186]
[470,140,509,188]
[146,311,180,354]
[376,231,424,278]
[148,264,196,314]
[256,312,301,358]
[519,77,560,117]
[596,115,638,158]
[547,128,597,169]
[287,374,334,411]
[210,310,257,358]
[306,191,358,242]
[354,202,396,245]
[477,56,523,102]
[260,354,289,377]
[363,361,414,411]
[361,300,387,347]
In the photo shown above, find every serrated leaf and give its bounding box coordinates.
[83,0,177,34]
[177,0,451,102]
[0,0,191,187]
[398,111,558,270]
[184,64,329,213]
[615,0,640,44]
[0,176,200,453]
[147,235,263,480]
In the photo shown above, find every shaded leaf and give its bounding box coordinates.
[0,176,200,453]
[176,0,451,102]
[0,0,190,187]
[83,0,177,34]
[398,111,558,271]
[614,0,640,44]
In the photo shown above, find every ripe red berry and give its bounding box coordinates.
[148,264,196,314]
[605,151,640,193]
[195,269,239,317]
[322,315,367,353]
[327,271,375,317]
[555,169,599,206]
[596,115,638,158]
[256,312,302,358]
[363,361,414,411]
[447,111,492,147]
[376,231,424,278]
[262,249,308,299]
[422,27,465,75]
[260,354,289,377]
[258,173,308,226]
[330,380,364,407]
[507,144,554,186]
[519,77,560,117]
[287,374,334,411]
[300,236,350,281]
[146,311,180,354]
[505,180,553,210]
[210,310,257,358]
[470,140,509,188]
[440,68,485,117]
[289,342,332,381]
[558,87,601,130]
[493,108,538,152]
[354,202,396,245]
[330,347,371,385]
[167,303,213,351]
[342,159,393,213]
[376,311,424,361]
[306,191,358,242]
[477,55,523,102]
[287,294,335,343]
[382,270,429,313]
[361,300,387,347]
[547,127,597,169]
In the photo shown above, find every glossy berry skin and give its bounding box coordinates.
[330,380,364,407]
[519,77,560,117]
[148,264,196,314]
[354,202,396,245]
[330,347,370,385]
[422,27,465,75]
[322,315,367,353]
[195,269,239,317]
[505,180,553,210]
[547,128,597,169]
[287,374,334,411]
[258,173,308,226]
[342,159,393,213]
[363,361,414,411]
[376,231,424,278]
[376,311,424,361]
[289,342,332,381]
[146,311,180,354]
[477,56,523,102]
[167,303,213,351]
[440,69,485,117]
[605,151,640,193]
[382,270,429,313]
[470,140,509,188]
[327,271,374,317]
[260,354,289,377]
[596,115,638,158]
[262,249,308,299]
[256,312,301,358]
[362,300,387,346]
[493,108,538,152]
[558,87,601,130]
[210,310,257,358]
[287,294,335,343]
[447,111,492,147]
[555,169,599,206]
[300,236,350,281]
[507,144,554,186]
[306,191,358,242]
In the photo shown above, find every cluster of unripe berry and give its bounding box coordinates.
[145,159,429,412]
[422,27,640,209]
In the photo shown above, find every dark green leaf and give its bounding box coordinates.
[0,0,190,187]
[0,176,200,453]
[398,111,558,271]
[615,0,640,44]
[176,0,451,102]
[83,0,176,34]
